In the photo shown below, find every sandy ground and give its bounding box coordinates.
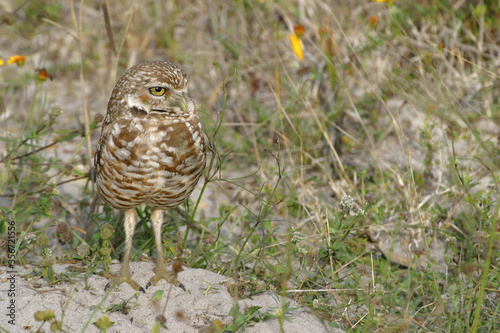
[0,262,344,333]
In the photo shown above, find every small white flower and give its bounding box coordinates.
[25,234,36,245]
[373,283,385,294]
[42,248,53,258]
[43,104,63,124]
[291,229,303,244]
[272,307,284,318]
[339,195,355,213]
[446,236,456,246]
[49,104,63,119]
[312,299,320,308]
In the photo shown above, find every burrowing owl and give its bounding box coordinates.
[94,61,206,291]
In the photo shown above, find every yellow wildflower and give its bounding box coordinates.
[0,59,4,66]
[289,33,304,62]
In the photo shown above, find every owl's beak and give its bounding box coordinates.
[169,93,190,114]
[177,95,188,112]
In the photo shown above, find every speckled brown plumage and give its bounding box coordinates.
[94,61,205,291]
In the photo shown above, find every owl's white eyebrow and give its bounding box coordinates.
[145,83,170,89]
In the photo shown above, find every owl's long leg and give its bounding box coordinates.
[104,209,145,292]
[146,208,185,290]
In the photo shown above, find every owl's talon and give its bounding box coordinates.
[146,280,186,292]
[103,273,145,292]
[146,264,185,291]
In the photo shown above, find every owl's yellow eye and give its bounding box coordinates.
[149,87,167,96]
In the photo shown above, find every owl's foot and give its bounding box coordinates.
[146,261,185,291]
[103,271,145,293]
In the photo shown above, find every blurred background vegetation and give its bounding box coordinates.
[1,0,499,331]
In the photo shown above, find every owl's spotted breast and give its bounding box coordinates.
[96,114,205,210]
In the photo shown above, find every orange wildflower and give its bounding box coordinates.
[8,55,26,67]
[36,68,52,82]
[294,25,305,38]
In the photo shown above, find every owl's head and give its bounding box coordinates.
[109,61,195,119]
